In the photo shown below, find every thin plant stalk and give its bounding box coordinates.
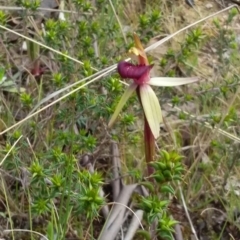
[136,87,155,175]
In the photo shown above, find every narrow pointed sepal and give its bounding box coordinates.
[108,83,138,128]
[133,33,145,51]
[133,33,149,65]
[139,85,162,139]
[149,77,199,86]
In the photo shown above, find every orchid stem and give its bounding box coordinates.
[136,87,155,177]
[144,117,155,176]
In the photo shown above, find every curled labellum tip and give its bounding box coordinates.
[117,61,153,79]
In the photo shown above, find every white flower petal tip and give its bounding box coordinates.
[59,12,66,21]
[21,41,27,51]
[149,77,199,87]
[140,85,162,139]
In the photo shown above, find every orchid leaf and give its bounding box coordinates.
[149,77,199,86]
[108,83,137,128]
[140,85,162,139]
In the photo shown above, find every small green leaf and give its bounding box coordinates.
[139,181,154,193]
[160,185,175,195]
[136,230,151,240]
[27,41,40,61]
[159,232,174,240]
[161,150,170,162]
[0,68,5,81]
[46,222,55,240]
[153,173,165,183]
[151,161,166,170]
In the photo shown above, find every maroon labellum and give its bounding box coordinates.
[31,67,47,77]
[117,61,153,80]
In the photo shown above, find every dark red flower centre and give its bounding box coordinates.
[117,61,153,84]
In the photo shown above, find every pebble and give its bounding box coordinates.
[205,3,213,9]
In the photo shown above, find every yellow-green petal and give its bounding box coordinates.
[149,77,199,86]
[140,84,162,139]
[108,83,137,128]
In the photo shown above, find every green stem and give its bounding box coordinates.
[144,116,155,176]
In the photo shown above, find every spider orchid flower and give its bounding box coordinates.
[108,33,199,175]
